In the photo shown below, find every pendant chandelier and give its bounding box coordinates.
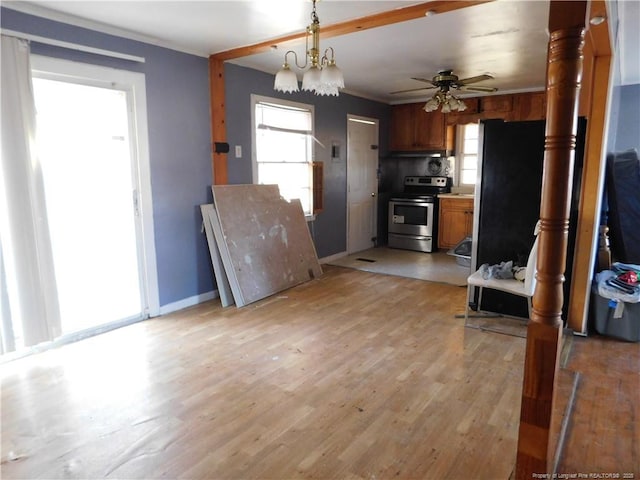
[423,90,467,113]
[273,0,345,96]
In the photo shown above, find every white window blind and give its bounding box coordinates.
[457,123,479,186]
[254,99,314,215]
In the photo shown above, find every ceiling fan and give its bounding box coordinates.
[390,69,498,95]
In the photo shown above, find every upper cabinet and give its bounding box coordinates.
[513,92,547,121]
[390,103,450,151]
[447,92,547,125]
[389,104,417,151]
[390,92,546,152]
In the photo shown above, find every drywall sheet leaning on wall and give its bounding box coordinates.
[212,184,322,307]
[200,204,234,307]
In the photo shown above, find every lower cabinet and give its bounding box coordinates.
[438,197,474,249]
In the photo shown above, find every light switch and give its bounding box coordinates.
[235,145,242,158]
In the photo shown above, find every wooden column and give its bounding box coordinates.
[209,57,228,185]
[515,2,586,477]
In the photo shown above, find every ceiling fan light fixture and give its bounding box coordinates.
[424,97,440,112]
[273,0,344,96]
[274,63,300,93]
[398,69,496,112]
[424,90,467,113]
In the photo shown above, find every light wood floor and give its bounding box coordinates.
[1,266,527,479]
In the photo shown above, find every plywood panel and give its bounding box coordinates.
[200,204,234,307]
[212,185,322,307]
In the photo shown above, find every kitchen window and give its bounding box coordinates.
[455,123,479,187]
[252,95,315,216]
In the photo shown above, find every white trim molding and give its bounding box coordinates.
[1,29,145,63]
[158,290,219,316]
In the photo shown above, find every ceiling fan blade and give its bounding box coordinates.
[461,85,499,93]
[410,77,437,86]
[458,74,494,85]
[389,86,436,94]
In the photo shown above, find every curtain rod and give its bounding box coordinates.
[1,29,146,63]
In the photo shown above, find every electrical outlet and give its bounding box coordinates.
[235,145,242,158]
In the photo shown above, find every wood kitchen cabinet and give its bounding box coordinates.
[390,103,448,151]
[438,196,474,249]
[513,91,546,121]
[446,92,547,124]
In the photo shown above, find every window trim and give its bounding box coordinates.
[455,122,479,190]
[251,94,316,218]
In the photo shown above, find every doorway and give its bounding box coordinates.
[33,77,147,333]
[1,56,158,352]
[346,115,379,254]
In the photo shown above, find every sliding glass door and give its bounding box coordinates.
[32,78,144,334]
[0,53,158,354]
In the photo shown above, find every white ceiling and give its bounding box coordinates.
[4,0,639,104]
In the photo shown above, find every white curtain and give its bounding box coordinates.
[0,35,61,351]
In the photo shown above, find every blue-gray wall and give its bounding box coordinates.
[224,63,391,258]
[613,84,640,152]
[1,8,214,307]
[607,82,621,152]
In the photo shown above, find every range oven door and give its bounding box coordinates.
[388,199,434,237]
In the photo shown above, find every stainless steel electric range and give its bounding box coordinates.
[388,176,452,253]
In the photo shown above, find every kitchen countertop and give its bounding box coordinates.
[439,193,475,199]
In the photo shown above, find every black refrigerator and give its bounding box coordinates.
[473,118,587,320]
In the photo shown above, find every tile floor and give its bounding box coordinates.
[327,247,470,287]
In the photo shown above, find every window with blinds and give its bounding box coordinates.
[456,123,479,186]
[253,97,317,216]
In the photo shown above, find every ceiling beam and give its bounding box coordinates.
[211,0,493,61]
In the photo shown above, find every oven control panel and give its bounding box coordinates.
[404,176,449,187]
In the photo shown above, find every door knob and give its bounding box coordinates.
[371,192,376,197]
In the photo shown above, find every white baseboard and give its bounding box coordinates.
[158,290,219,316]
[319,251,348,264]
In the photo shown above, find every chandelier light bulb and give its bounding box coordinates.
[320,61,344,88]
[314,83,339,96]
[302,65,322,92]
[274,64,299,93]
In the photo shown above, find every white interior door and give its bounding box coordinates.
[347,116,379,254]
